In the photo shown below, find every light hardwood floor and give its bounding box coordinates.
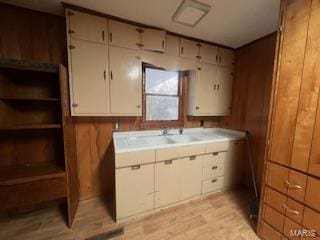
[0,189,259,240]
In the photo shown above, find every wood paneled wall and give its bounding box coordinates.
[220,34,277,191]
[0,3,66,65]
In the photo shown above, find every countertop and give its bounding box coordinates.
[113,128,246,153]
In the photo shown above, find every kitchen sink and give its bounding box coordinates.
[168,135,201,143]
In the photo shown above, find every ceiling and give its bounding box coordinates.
[0,0,280,48]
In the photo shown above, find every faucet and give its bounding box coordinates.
[162,128,170,135]
[179,128,184,135]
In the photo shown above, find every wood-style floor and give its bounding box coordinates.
[0,189,259,240]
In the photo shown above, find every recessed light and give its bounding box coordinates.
[172,0,211,27]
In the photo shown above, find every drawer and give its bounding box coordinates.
[116,149,155,168]
[202,164,224,180]
[303,207,320,233]
[285,198,304,224]
[156,144,206,162]
[305,176,320,211]
[206,141,229,153]
[202,176,224,194]
[283,217,301,239]
[203,152,226,167]
[262,204,285,233]
[266,162,290,194]
[260,220,285,240]
[287,170,307,203]
[264,187,286,214]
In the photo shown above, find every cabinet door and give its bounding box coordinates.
[180,38,199,60]
[265,162,290,194]
[305,176,320,211]
[217,48,234,68]
[166,35,180,56]
[199,43,218,64]
[155,160,180,208]
[188,64,216,115]
[224,140,244,188]
[109,20,140,50]
[213,67,233,115]
[67,9,107,44]
[109,46,142,115]
[116,164,154,219]
[69,39,109,115]
[180,156,202,200]
[141,28,166,52]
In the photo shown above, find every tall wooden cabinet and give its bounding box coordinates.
[0,60,79,227]
[258,0,320,239]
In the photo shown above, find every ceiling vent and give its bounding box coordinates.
[172,0,211,27]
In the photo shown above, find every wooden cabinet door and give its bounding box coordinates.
[265,162,290,194]
[264,187,287,214]
[217,48,234,68]
[155,160,180,208]
[224,140,243,188]
[189,64,216,115]
[287,170,307,202]
[213,67,233,115]
[180,156,202,200]
[141,28,166,52]
[67,9,107,44]
[180,38,199,60]
[262,204,286,233]
[166,35,180,56]
[304,176,320,211]
[109,46,142,115]
[109,20,140,50]
[199,43,218,64]
[116,164,154,219]
[69,39,109,115]
[303,207,320,233]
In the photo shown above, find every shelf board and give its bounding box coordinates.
[0,124,62,130]
[0,59,58,73]
[0,162,66,186]
[0,96,60,102]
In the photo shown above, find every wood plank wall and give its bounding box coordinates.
[0,2,277,200]
[220,33,277,191]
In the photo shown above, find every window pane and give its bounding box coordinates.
[145,68,179,95]
[146,96,179,121]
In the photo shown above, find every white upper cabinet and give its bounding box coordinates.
[213,67,233,115]
[199,43,218,64]
[68,38,109,115]
[217,48,235,68]
[109,46,142,115]
[67,9,107,44]
[109,20,140,50]
[180,38,199,60]
[188,63,217,115]
[165,35,180,56]
[141,28,166,52]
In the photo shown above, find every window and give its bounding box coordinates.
[142,66,183,126]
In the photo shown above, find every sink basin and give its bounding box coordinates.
[168,135,201,143]
[145,136,175,145]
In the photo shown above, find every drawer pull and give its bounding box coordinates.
[212,152,218,156]
[212,166,218,170]
[189,156,196,160]
[211,179,217,183]
[131,165,141,170]
[165,160,173,165]
[282,204,299,215]
[284,180,302,189]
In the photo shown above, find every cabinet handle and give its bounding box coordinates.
[284,180,302,189]
[181,46,184,54]
[195,106,200,110]
[72,103,78,108]
[189,156,196,160]
[216,55,218,63]
[103,70,106,80]
[136,105,141,109]
[68,29,75,34]
[217,84,220,91]
[110,70,113,80]
[131,165,141,170]
[164,160,173,165]
[213,84,216,90]
[212,166,218,170]
[212,152,218,156]
[219,56,222,62]
[196,55,202,60]
[282,204,299,215]
[162,40,165,49]
[102,30,105,41]
[211,179,217,183]
[109,32,112,42]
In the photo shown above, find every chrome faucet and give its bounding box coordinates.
[179,128,184,135]
[162,129,170,135]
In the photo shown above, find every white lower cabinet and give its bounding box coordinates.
[116,164,154,219]
[224,141,244,188]
[202,177,225,194]
[155,160,180,208]
[180,156,203,200]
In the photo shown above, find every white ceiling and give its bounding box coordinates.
[0,0,280,48]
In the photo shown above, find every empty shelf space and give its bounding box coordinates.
[0,124,62,130]
[0,59,58,73]
[0,96,60,102]
[0,162,66,186]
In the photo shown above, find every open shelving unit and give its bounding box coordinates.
[0,59,79,227]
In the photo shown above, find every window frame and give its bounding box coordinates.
[140,64,184,128]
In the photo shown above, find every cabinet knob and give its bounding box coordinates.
[212,166,218,170]
[164,160,173,165]
[72,103,78,108]
[195,106,200,110]
[212,152,218,156]
[211,179,217,183]
[68,29,75,34]
[131,165,141,170]
[136,105,141,108]
[189,156,196,160]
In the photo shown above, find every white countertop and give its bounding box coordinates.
[113,128,246,153]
